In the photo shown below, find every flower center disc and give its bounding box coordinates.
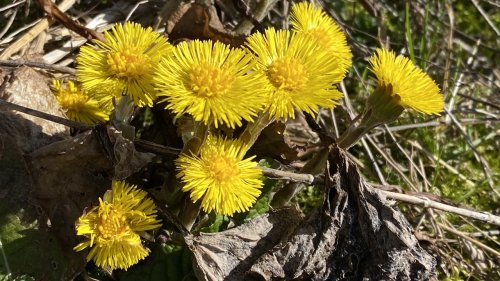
[98,207,130,239]
[189,62,232,98]
[107,49,151,78]
[208,155,239,183]
[267,57,308,91]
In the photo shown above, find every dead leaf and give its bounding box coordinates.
[0,134,73,280]
[186,208,303,281]
[187,146,436,280]
[108,127,155,179]
[0,66,68,153]
[247,146,437,280]
[166,3,246,47]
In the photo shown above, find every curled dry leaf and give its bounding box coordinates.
[185,208,303,281]
[188,146,436,280]
[108,126,155,180]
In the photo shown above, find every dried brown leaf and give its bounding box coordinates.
[188,147,436,280]
[186,208,303,281]
[0,66,68,152]
[166,3,246,47]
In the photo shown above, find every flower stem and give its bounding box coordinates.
[178,121,208,231]
[112,95,136,140]
[240,112,275,151]
[270,148,329,208]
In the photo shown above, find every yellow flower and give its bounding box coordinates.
[155,40,268,128]
[290,1,352,73]
[245,28,344,120]
[369,48,443,115]
[176,135,263,216]
[74,181,161,270]
[52,80,109,124]
[76,22,172,108]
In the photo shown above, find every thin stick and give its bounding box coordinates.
[259,165,500,226]
[0,99,89,130]
[0,0,26,13]
[0,59,76,74]
[0,0,77,59]
[438,223,500,258]
[260,166,322,185]
[380,190,500,226]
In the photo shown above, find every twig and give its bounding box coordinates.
[444,39,480,120]
[456,93,500,110]
[260,166,322,185]
[382,124,433,188]
[407,140,476,186]
[364,135,418,190]
[438,223,500,258]
[444,108,496,194]
[0,7,18,40]
[0,0,26,12]
[0,99,89,130]
[471,0,499,36]
[258,165,500,226]
[0,0,77,59]
[376,118,499,133]
[124,0,149,22]
[134,139,180,156]
[0,59,76,74]
[380,190,500,226]
[468,230,500,238]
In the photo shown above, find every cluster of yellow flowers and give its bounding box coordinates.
[66,1,443,272]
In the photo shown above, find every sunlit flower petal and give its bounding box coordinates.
[52,79,109,124]
[76,22,172,107]
[74,181,161,270]
[245,28,344,120]
[176,135,263,216]
[369,48,443,115]
[155,40,268,128]
[290,2,352,73]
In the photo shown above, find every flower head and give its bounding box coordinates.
[290,2,352,72]
[245,28,344,120]
[52,80,109,124]
[74,181,161,270]
[155,40,268,128]
[369,48,443,115]
[76,22,172,107]
[176,135,263,216]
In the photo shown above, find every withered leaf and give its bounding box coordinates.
[187,146,436,281]
[186,208,303,281]
[166,3,246,47]
[0,66,68,153]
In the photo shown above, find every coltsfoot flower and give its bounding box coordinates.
[155,40,268,128]
[74,181,161,270]
[245,28,344,120]
[290,1,352,73]
[51,80,109,124]
[369,48,443,115]
[76,22,172,108]
[176,135,263,216]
